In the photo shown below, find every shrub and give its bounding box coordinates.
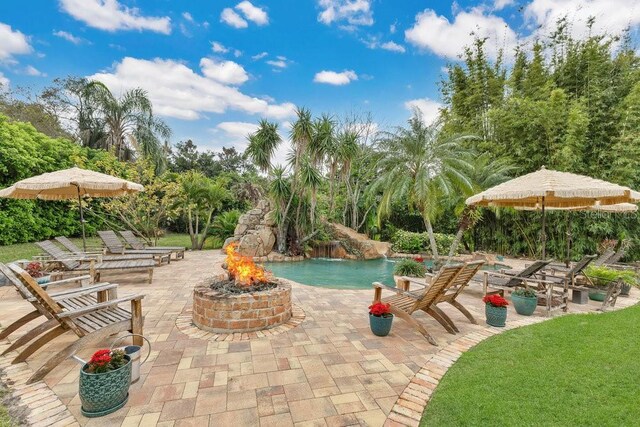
[390,230,460,255]
[393,259,427,277]
[585,265,639,288]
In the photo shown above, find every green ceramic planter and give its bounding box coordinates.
[369,314,394,336]
[511,294,537,316]
[589,290,606,302]
[79,355,131,418]
[620,283,631,296]
[485,304,507,327]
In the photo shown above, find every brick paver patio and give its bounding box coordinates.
[0,250,637,426]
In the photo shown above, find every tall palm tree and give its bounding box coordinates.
[374,114,474,261]
[246,120,282,173]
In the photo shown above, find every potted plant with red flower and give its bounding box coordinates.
[482,294,509,327]
[369,301,394,336]
[25,261,51,285]
[79,349,131,418]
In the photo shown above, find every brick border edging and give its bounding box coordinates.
[384,316,548,426]
[175,304,306,341]
[0,344,79,427]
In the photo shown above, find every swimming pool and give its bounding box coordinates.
[263,258,510,290]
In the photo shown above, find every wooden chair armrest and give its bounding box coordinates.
[58,294,145,318]
[373,282,420,299]
[483,271,558,286]
[49,283,118,299]
[398,277,429,289]
[45,275,92,287]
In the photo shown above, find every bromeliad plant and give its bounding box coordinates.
[369,302,392,318]
[84,349,128,374]
[482,294,509,308]
[25,262,45,278]
[512,287,537,298]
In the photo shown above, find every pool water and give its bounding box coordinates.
[263,258,510,290]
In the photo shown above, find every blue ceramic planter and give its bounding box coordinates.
[485,304,507,327]
[369,314,393,336]
[80,355,131,418]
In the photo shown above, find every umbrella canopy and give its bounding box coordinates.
[466,166,640,208]
[516,203,638,213]
[466,166,640,259]
[0,167,144,250]
[0,166,143,200]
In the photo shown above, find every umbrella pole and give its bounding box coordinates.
[565,212,572,267]
[75,185,87,252]
[541,196,546,260]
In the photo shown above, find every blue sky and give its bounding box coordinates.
[1,0,639,160]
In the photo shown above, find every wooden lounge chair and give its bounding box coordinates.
[54,236,168,265]
[373,264,465,345]
[544,254,597,288]
[98,230,174,260]
[481,260,552,294]
[434,261,485,329]
[119,230,185,260]
[4,263,144,384]
[0,264,117,356]
[36,240,156,284]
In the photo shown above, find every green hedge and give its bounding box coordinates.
[391,230,459,256]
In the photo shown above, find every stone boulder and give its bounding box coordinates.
[325,222,391,260]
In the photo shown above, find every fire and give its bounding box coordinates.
[225,243,271,286]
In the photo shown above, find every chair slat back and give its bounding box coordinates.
[0,263,34,300]
[567,255,597,278]
[8,264,84,336]
[55,236,83,255]
[98,230,126,253]
[446,261,485,299]
[593,249,615,266]
[412,264,464,313]
[119,230,145,250]
[608,241,630,265]
[35,241,80,270]
[506,260,551,287]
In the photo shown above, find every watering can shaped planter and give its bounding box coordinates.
[110,334,151,384]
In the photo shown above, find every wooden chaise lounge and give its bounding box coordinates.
[54,236,169,265]
[373,264,465,345]
[98,231,175,261]
[4,263,144,384]
[36,240,156,284]
[119,230,186,260]
[481,260,552,294]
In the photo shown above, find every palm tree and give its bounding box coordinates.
[246,120,282,173]
[374,114,474,261]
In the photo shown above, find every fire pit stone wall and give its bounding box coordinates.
[193,274,292,333]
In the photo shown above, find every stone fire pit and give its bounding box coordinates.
[193,274,292,333]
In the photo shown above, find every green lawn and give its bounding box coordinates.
[0,233,220,264]
[421,304,640,426]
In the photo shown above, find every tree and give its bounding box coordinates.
[374,114,473,261]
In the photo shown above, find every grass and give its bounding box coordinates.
[421,304,640,426]
[0,233,221,264]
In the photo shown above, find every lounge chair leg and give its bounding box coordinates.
[449,300,478,325]
[131,299,143,346]
[27,320,130,384]
[426,307,458,334]
[0,310,42,340]
[12,325,68,364]
[2,318,59,355]
[390,307,438,345]
[147,268,153,284]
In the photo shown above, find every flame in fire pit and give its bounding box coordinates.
[225,243,271,286]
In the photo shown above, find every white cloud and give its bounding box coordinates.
[200,58,249,85]
[380,41,405,53]
[317,0,374,27]
[234,49,243,58]
[390,22,397,34]
[25,65,45,77]
[53,30,84,44]
[216,121,259,148]
[493,0,515,10]
[211,41,229,53]
[235,1,269,26]
[221,8,248,28]
[88,57,295,121]
[0,72,9,88]
[524,0,640,40]
[59,0,171,34]
[252,52,268,60]
[405,8,518,60]
[182,12,194,22]
[313,70,358,85]
[266,59,287,69]
[404,98,442,125]
[0,23,32,62]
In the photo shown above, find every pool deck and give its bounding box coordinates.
[0,250,637,427]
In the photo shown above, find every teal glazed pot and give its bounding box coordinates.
[369,314,394,336]
[79,355,131,418]
[485,304,507,327]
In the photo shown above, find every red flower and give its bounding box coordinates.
[414,257,424,263]
[89,349,112,367]
[369,302,391,317]
[482,294,509,308]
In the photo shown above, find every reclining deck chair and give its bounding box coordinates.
[434,261,485,329]
[98,231,174,261]
[481,260,552,294]
[36,240,156,283]
[4,263,144,384]
[373,264,464,345]
[54,236,168,265]
[119,230,185,260]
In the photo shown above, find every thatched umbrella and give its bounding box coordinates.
[466,166,640,259]
[0,167,144,250]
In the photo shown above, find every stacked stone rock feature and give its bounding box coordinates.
[224,200,278,257]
